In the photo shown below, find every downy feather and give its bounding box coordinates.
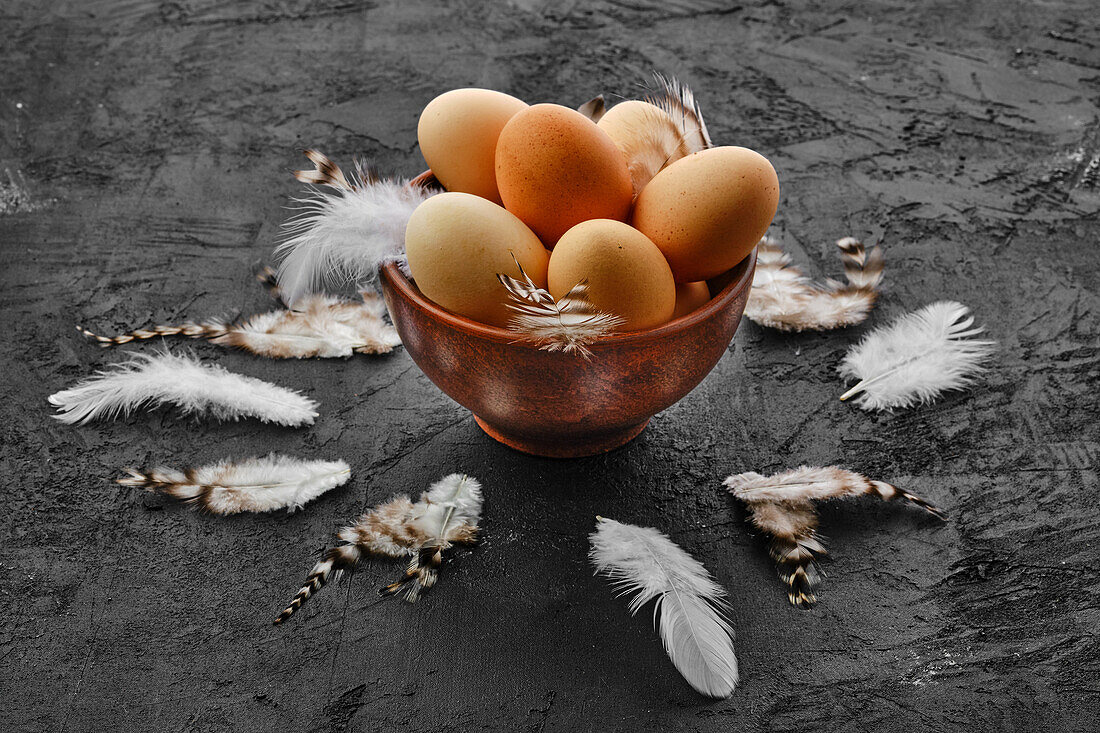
[497,257,624,359]
[613,104,694,197]
[724,466,944,608]
[118,455,350,514]
[838,300,995,410]
[274,150,434,306]
[745,236,884,331]
[48,350,318,427]
[381,473,483,602]
[79,291,400,358]
[643,72,711,153]
[276,473,482,624]
[590,517,738,699]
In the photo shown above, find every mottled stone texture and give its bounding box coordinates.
[1,1,1097,731]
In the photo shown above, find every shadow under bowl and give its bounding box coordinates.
[380,248,756,458]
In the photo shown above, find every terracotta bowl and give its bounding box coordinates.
[380,245,756,458]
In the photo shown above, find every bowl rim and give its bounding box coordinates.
[381,245,757,348]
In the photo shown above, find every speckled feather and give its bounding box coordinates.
[276,474,482,624]
[725,466,945,608]
[117,454,351,514]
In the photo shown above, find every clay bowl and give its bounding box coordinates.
[380,246,756,458]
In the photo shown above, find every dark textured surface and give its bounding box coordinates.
[1,1,1098,731]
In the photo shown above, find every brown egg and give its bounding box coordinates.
[547,219,675,331]
[418,89,527,204]
[495,104,634,246]
[632,146,779,282]
[405,192,549,327]
[672,281,711,319]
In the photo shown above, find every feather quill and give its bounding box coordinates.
[744,236,884,331]
[273,150,435,305]
[643,72,711,154]
[78,291,400,358]
[724,466,945,608]
[838,300,995,410]
[48,350,318,426]
[589,517,738,699]
[276,473,482,624]
[497,258,624,359]
[118,454,350,514]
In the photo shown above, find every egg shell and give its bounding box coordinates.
[547,219,675,331]
[672,281,712,319]
[632,146,779,282]
[495,104,634,246]
[405,192,549,328]
[418,89,527,205]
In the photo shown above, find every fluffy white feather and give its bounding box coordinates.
[838,301,996,410]
[274,152,434,306]
[118,454,350,514]
[589,517,738,699]
[48,350,319,426]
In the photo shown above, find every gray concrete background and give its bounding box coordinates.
[1,1,1098,731]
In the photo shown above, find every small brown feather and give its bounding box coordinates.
[577,95,607,123]
[725,466,944,608]
[497,256,624,359]
[744,237,885,332]
[79,291,400,359]
[275,474,482,624]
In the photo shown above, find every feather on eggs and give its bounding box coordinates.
[497,257,623,359]
[643,72,711,154]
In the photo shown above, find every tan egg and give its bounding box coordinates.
[495,104,634,247]
[405,192,549,327]
[672,281,711,319]
[597,100,692,196]
[632,146,779,282]
[418,89,527,204]
[547,219,675,331]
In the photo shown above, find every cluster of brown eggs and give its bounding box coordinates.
[405,88,779,331]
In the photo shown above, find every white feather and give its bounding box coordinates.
[48,350,319,426]
[274,177,434,305]
[589,518,738,699]
[838,301,996,411]
[412,473,484,535]
[118,455,351,514]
